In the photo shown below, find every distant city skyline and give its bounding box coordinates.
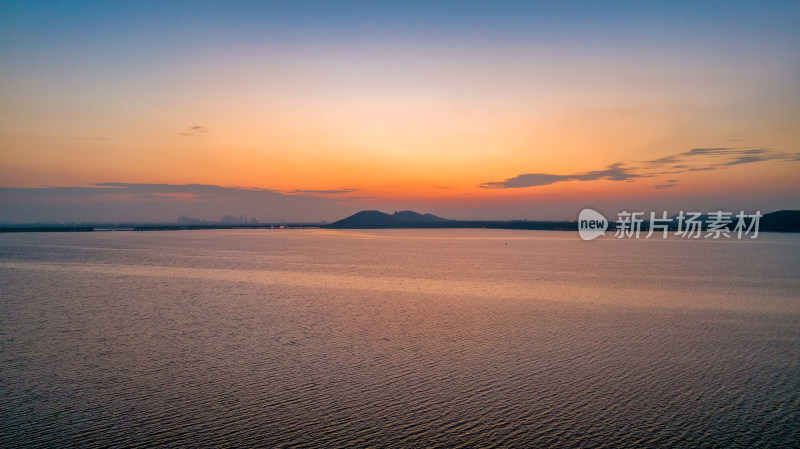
[1,1,798,223]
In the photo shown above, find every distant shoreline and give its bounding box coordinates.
[2,209,799,233]
[0,224,319,233]
[0,222,572,233]
[2,220,799,233]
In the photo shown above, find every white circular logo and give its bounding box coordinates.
[578,208,608,240]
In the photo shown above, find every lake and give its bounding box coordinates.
[1,229,798,448]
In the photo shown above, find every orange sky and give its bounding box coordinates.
[1,2,798,221]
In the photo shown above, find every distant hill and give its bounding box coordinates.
[1,209,796,233]
[327,210,451,228]
[761,210,800,232]
[325,209,800,232]
[662,210,800,232]
[326,210,574,230]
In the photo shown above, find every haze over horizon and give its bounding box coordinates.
[1,1,799,223]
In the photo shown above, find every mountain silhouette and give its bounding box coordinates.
[328,210,450,228]
[761,210,800,232]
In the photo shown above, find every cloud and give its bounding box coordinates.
[180,125,208,137]
[653,179,680,189]
[688,166,716,171]
[646,155,682,165]
[726,156,771,166]
[284,188,360,195]
[572,163,641,182]
[480,146,799,190]
[0,183,351,223]
[480,173,571,189]
[479,164,642,189]
[682,147,736,156]
[74,136,111,141]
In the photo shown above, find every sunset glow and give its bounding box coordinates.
[1,1,798,222]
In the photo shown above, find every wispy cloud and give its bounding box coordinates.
[283,188,360,196]
[479,163,643,189]
[653,179,680,189]
[179,125,208,137]
[480,147,799,189]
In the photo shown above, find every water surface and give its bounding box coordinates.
[1,229,798,448]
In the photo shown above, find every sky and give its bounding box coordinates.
[1,0,798,223]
